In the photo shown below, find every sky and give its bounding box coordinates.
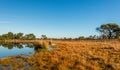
[0,0,120,38]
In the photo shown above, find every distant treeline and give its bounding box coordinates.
[54,23,120,40]
[0,23,120,40]
[0,32,36,40]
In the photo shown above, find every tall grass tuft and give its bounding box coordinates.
[34,40,50,49]
[42,41,50,49]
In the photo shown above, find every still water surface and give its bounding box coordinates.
[0,43,35,58]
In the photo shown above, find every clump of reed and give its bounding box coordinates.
[34,40,51,49]
[42,41,50,49]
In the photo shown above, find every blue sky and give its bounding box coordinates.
[0,0,120,38]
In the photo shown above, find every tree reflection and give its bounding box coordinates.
[0,42,14,49]
[25,43,34,48]
[0,42,45,53]
[0,42,34,49]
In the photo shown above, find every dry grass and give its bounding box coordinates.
[0,40,120,70]
[34,40,51,49]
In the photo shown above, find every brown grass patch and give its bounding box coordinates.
[0,40,120,70]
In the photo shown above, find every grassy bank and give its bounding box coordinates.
[0,40,120,70]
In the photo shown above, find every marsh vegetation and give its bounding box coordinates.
[0,40,120,70]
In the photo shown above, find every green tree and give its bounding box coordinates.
[96,23,120,39]
[7,32,14,39]
[15,32,23,39]
[78,36,85,40]
[25,33,36,40]
[41,35,47,39]
[114,28,120,39]
[0,35,2,40]
[1,34,9,40]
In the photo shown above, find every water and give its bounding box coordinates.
[0,42,35,58]
[0,42,59,58]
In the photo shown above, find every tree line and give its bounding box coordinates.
[0,32,36,40]
[0,23,120,40]
[59,23,120,40]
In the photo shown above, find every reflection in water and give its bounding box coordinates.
[0,42,36,58]
[0,42,34,49]
[0,42,58,58]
